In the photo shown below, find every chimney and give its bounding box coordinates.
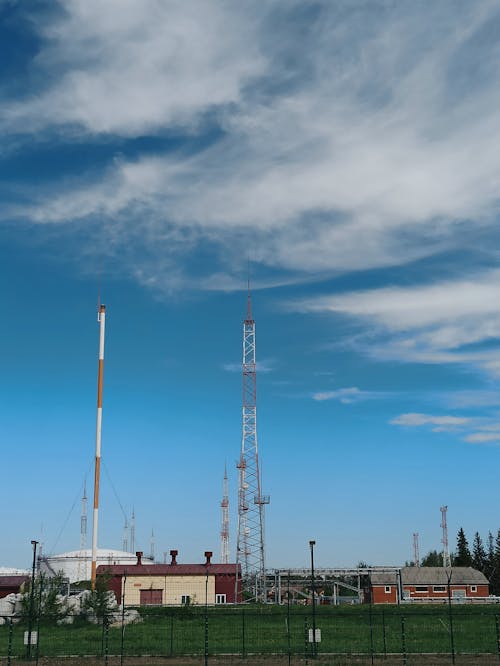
[136,551,143,566]
[204,551,213,566]
[170,549,178,565]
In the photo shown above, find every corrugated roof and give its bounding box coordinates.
[96,563,240,576]
[0,576,29,587]
[371,567,488,586]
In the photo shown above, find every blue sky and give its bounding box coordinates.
[2,0,500,570]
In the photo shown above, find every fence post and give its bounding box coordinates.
[7,618,13,666]
[400,615,407,666]
[304,616,309,666]
[368,591,375,665]
[103,617,109,666]
[169,612,174,656]
[241,608,245,658]
[382,609,387,659]
[495,615,500,661]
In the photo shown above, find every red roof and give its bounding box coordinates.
[0,576,29,587]
[96,563,240,577]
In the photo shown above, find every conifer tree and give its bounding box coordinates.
[472,532,486,571]
[455,527,472,566]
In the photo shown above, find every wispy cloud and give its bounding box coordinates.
[390,413,470,431]
[312,387,388,404]
[293,269,500,376]
[3,2,500,291]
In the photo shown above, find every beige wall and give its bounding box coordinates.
[123,574,216,606]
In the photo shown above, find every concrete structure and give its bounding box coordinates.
[98,551,242,606]
[39,548,153,584]
[370,567,489,604]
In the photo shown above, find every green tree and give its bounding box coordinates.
[82,571,115,623]
[472,532,487,571]
[421,550,443,567]
[21,572,68,622]
[455,527,472,567]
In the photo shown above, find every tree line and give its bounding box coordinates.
[417,528,500,595]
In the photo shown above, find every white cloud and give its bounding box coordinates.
[390,413,470,428]
[313,387,362,404]
[464,432,500,444]
[3,1,500,292]
[2,1,265,136]
[293,270,500,376]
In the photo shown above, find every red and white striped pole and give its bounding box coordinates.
[91,304,106,589]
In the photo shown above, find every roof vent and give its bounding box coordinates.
[204,551,213,566]
[170,549,178,565]
[136,551,143,566]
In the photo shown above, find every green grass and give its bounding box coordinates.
[1,604,499,658]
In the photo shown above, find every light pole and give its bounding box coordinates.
[27,540,38,658]
[204,567,209,666]
[309,540,317,658]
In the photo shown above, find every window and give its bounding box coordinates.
[433,586,446,592]
[470,585,477,593]
[414,586,428,593]
[181,595,191,605]
[384,586,391,594]
[215,593,227,604]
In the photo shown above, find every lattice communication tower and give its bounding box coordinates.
[220,466,230,564]
[440,505,451,568]
[236,288,269,597]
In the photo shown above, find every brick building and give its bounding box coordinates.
[370,566,489,604]
[97,550,242,606]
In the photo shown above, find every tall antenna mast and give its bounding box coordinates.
[440,506,451,568]
[413,532,420,567]
[122,517,129,552]
[150,529,155,562]
[220,465,230,564]
[236,282,270,599]
[91,303,106,589]
[130,509,135,553]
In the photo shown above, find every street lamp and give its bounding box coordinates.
[27,540,38,658]
[309,540,317,658]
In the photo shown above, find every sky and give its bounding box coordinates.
[2,0,500,570]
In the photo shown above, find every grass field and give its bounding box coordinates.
[1,603,500,661]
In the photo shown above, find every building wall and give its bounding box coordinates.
[372,585,398,604]
[122,574,216,606]
[372,583,489,604]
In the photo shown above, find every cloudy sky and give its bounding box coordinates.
[2,0,500,569]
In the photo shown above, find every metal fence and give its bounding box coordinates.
[2,605,500,665]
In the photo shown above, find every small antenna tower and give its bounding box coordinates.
[440,505,451,568]
[220,465,230,563]
[130,509,135,553]
[77,481,88,581]
[122,517,128,552]
[150,529,155,562]
[413,532,420,567]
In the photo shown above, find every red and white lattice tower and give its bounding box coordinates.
[236,287,270,596]
[440,505,451,568]
[413,532,420,567]
[220,466,230,564]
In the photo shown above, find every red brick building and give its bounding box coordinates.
[370,567,489,604]
[97,550,242,606]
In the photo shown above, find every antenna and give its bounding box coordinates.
[150,529,155,562]
[122,517,129,552]
[220,465,230,564]
[440,506,451,568]
[91,303,106,589]
[413,532,420,567]
[130,509,135,553]
[236,284,269,600]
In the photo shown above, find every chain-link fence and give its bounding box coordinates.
[2,605,500,665]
